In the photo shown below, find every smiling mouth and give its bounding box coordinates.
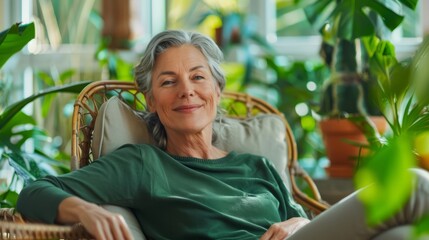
[173,104,202,112]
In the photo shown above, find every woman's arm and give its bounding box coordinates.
[58,196,132,240]
[17,144,145,238]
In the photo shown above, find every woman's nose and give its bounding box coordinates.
[178,79,194,98]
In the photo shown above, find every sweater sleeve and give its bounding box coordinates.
[16,144,144,223]
[265,160,308,219]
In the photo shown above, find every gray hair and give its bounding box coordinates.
[134,30,226,149]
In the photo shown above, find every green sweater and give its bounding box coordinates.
[17,144,306,239]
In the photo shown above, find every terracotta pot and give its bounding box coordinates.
[319,116,387,178]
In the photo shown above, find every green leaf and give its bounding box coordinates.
[0,81,92,129]
[355,135,416,225]
[365,0,404,31]
[413,215,429,238]
[399,0,418,10]
[337,2,374,40]
[412,38,429,105]
[26,152,69,172]
[4,153,38,185]
[0,190,19,208]
[303,0,334,32]
[59,69,76,84]
[0,22,35,69]
[41,94,55,117]
[13,128,48,148]
[389,62,410,102]
[409,113,429,133]
[361,35,381,58]
[0,111,37,150]
[37,71,56,87]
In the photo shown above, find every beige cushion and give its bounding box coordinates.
[213,116,290,188]
[92,96,290,187]
[92,97,153,159]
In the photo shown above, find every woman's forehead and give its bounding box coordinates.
[154,45,209,71]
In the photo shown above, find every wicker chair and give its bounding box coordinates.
[1,80,329,239]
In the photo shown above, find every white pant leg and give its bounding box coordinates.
[288,169,429,240]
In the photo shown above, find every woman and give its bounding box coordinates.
[17,30,429,240]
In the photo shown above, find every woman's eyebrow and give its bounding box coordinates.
[157,70,175,79]
[190,65,205,72]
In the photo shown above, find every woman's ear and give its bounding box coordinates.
[215,85,221,104]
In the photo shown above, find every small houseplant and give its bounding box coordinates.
[301,0,419,177]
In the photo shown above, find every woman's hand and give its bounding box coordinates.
[259,217,310,240]
[57,197,133,240]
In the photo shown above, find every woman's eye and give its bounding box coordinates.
[161,80,175,86]
[193,75,204,80]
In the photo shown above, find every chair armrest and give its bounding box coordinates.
[289,164,331,216]
[0,208,92,239]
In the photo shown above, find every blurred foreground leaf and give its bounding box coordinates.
[413,215,429,239]
[355,134,416,225]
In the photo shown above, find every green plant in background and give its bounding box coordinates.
[95,38,135,81]
[354,36,429,237]
[0,22,91,207]
[35,69,82,156]
[37,69,77,118]
[246,57,330,164]
[302,0,419,119]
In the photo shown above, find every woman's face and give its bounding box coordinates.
[147,44,221,137]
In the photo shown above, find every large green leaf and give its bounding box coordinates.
[0,81,91,129]
[0,22,35,69]
[304,0,417,40]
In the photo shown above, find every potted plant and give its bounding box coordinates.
[353,36,429,237]
[0,22,90,207]
[301,0,419,177]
